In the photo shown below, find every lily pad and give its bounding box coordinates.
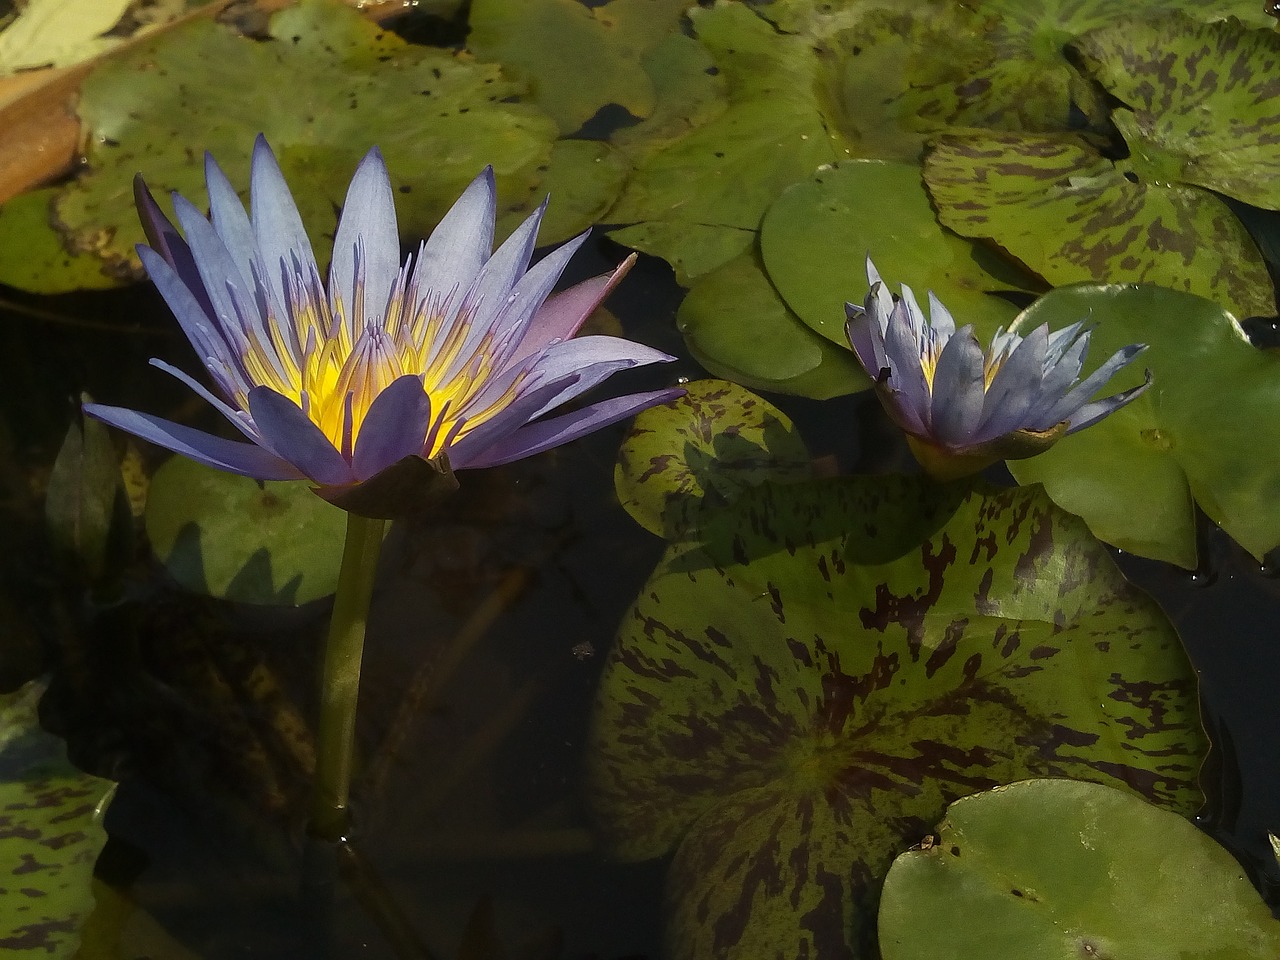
[879,779,1280,960]
[497,139,630,244]
[467,0,691,135]
[587,477,1205,958]
[761,160,1034,347]
[1006,283,1280,569]
[144,455,348,606]
[45,0,556,282]
[1,678,116,959]
[1071,14,1280,211]
[0,190,126,293]
[604,1,843,281]
[675,250,868,400]
[924,131,1276,320]
[614,380,813,537]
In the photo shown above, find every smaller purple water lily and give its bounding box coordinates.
[845,259,1151,479]
[85,137,680,515]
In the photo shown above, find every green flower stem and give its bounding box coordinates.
[309,512,386,842]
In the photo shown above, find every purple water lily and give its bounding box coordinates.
[86,136,680,513]
[845,258,1150,478]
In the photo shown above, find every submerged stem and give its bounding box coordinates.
[309,511,386,841]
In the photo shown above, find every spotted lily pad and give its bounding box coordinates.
[1006,283,1280,569]
[761,160,1034,347]
[1,678,116,959]
[924,131,1276,320]
[605,1,844,282]
[144,455,348,606]
[879,779,1280,960]
[614,380,813,537]
[675,250,868,400]
[1071,14,1280,211]
[587,477,1205,958]
[41,0,555,285]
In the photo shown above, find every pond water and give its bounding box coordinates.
[3,1,1280,959]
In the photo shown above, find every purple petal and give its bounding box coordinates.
[523,335,676,418]
[171,193,259,332]
[135,176,215,321]
[444,377,577,468]
[149,359,258,442]
[463,389,684,468]
[1030,343,1147,431]
[205,152,258,293]
[480,231,589,372]
[249,135,318,314]
[508,254,634,366]
[413,167,496,307]
[247,386,354,487]
[928,326,987,446]
[971,326,1048,443]
[83,403,302,480]
[137,245,248,397]
[1062,372,1152,434]
[881,303,932,434]
[467,198,548,320]
[845,302,883,376]
[351,374,432,481]
[330,146,400,331]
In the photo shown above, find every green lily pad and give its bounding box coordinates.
[604,1,843,281]
[497,139,630,244]
[44,0,556,282]
[614,380,813,538]
[467,0,691,135]
[144,455,348,606]
[1006,283,1280,569]
[761,160,1034,347]
[1,678,116,959]
[1072,14,1280,211]
[675,249,868,400]
[879,779,1280,960]
[609,32,727,164]
[0,190,126,293]
[587,477,1205,958]
[924,131,1276,320]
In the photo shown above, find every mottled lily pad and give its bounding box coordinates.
[1006,283,1280,569]
[675,250,868,399]
[605,1,843,282]
[761,161,1033,347]
[43,0,556,284]
[879,779,1280,960]
[1072,14,1280,211]
[587,477,1205,959]
[924,131,1276,320]
[144,455,348,606]
[1,678,116,959]
[614,380,813,537]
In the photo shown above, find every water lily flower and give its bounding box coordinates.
[85,136,680,516]
[845,259,1150,479]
